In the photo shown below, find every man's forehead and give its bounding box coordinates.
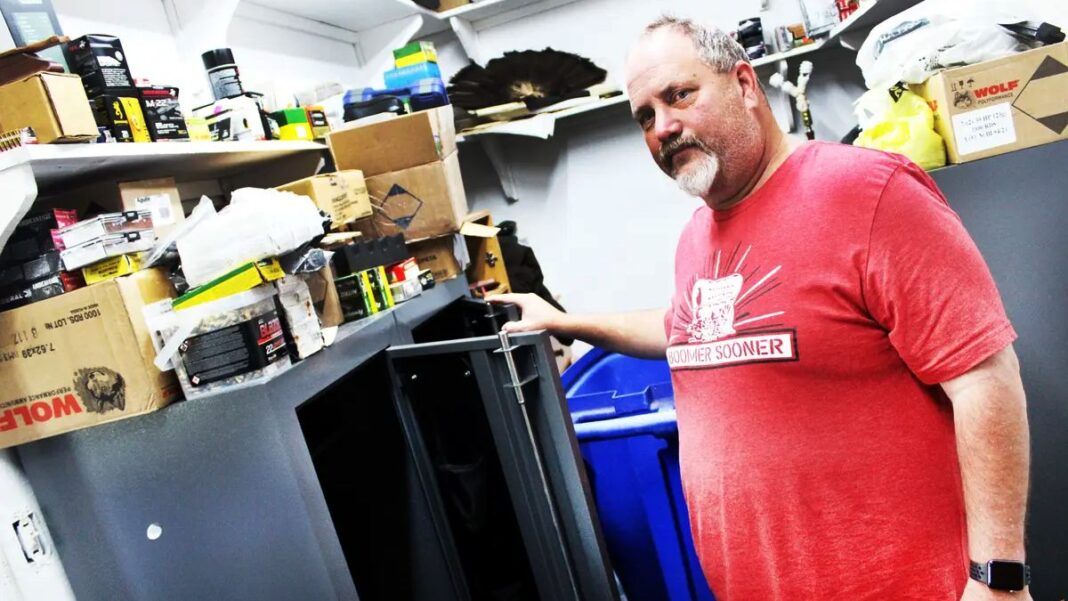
[626,29,703,84]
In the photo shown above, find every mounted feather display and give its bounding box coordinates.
[447,48,608,112]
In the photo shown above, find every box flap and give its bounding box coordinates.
[459,222,500,238]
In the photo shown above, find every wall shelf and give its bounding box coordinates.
[0,141,326,259]
[824,0,924,50]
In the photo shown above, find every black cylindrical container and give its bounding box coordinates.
[202,48,244,101]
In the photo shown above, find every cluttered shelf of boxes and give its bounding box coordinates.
[0,36,514,449]
[452,0,925,141]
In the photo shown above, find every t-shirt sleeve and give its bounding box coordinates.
[863,162,1016,385]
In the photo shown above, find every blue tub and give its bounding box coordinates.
[562,349,714,601]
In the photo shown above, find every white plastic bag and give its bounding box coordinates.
[857,0,1032,90]
[176,188,324,287]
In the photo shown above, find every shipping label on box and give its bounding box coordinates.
[358,152,469,241]
[913,41,1068,163]
[0,269,178,449]
[119,177,186,238]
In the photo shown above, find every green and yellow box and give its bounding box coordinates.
[393,41,437,68]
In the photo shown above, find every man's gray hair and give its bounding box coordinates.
[645,15,750,72]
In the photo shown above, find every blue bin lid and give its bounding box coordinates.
[561,348,672,397]
[563,348,674,424]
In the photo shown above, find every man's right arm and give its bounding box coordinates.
[488,293,669,359]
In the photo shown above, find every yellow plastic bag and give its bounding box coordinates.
[853,88,947,170]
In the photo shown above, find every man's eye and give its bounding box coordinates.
[672,89,691,103]
[638,114,654,130]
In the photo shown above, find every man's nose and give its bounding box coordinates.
[654,108,683,143]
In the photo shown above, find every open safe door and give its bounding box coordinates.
[386,323,618,601]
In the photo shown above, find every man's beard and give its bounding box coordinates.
[675,151,720,197]
[658,134,721,198]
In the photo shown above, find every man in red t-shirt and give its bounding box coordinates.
[490,16,1031,601]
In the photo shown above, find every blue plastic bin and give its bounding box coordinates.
[562,349,715,601]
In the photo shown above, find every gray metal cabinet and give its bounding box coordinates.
[16,278,617,601]
[930,141,1068,600]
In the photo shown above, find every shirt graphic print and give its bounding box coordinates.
[667,244,798,370]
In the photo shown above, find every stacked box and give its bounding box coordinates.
[270,107,312,141]
[393,41,437,68]
[138,86,189,141]
[63,34,135,98]
[0,209,83,311]
[90,92,151,143]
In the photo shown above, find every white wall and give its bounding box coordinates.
[49,0,362,109]
[427,0,867,322]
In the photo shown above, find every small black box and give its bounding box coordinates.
[332,234,408,277]
[90,92,151,143]
[64,34,136,97]
[0,230,59,266]
[139,86,189,141]
[21,251,64,283]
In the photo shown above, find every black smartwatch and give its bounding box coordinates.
[970,559,1031,592]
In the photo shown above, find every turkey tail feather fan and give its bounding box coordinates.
[447,48,607,110]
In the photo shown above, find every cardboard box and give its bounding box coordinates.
[356,151,468,241]
[328,105,456,176]
[0,268,178,449]
[63,34,135,98]
[119,178,186,239]
[408,234,466,282]
[276,170,372,228]
[0,72,98,143]
[463,210,512,297]
[435,0,471,12]
[394,42,438,67]
[406,214,505,286]
[913,42,1068,163]
[303,265,343,329]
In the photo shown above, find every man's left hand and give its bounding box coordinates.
[961,580,1033,601]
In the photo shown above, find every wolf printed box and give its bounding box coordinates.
[913,42,1068,164]
[0,268,178,449]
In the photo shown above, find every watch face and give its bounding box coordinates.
[988,561,1026,591]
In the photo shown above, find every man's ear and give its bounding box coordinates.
[734,61,763,109]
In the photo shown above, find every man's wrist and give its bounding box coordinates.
[969,558,1031,592]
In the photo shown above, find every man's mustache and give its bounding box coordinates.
[658,135,711,174]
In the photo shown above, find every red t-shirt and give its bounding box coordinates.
[665,142,1015,600]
